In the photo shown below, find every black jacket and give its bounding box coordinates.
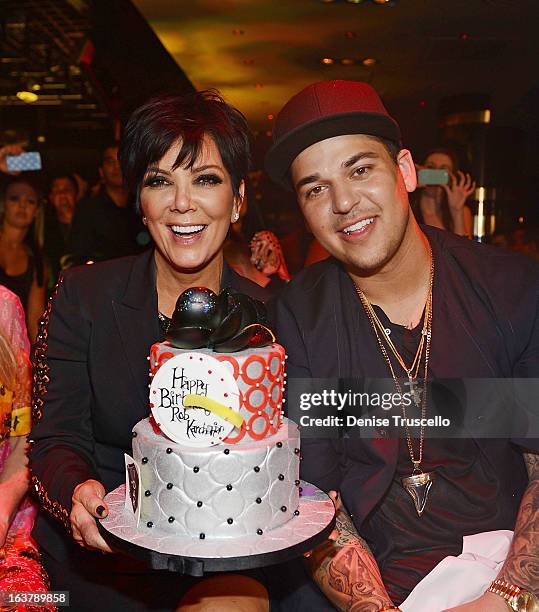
[271,226,539,529]
[29,248,268,560]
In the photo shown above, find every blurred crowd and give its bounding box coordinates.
[0,141,536,348]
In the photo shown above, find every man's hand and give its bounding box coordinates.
[443,171,476,215]
[304,490,394,612]
[443,590,509,611]
[70,479,112,553]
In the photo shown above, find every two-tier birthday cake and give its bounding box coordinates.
[100,287,334,572]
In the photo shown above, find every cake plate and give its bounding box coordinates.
[98,481,335,576]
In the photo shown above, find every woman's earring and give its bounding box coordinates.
[142,216,147,225]
[232,212,239,223]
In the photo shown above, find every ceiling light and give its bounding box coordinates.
[341,58,355,65]
[362,58,377,66]
[321,57,335,65]
[16,91,38,103]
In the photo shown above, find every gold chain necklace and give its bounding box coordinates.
[354,247,434,516]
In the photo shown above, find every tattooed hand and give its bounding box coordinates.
[497,451,539,594]
[304,490,394,612]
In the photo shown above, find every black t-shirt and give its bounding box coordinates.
[272,227,539,606]
[69,189,148,263]
[360,307,524,604]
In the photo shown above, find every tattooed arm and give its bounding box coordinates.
[498,450,539,591]
[444,451,539,611]
[304,492,397,612]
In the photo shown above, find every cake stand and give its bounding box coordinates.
[98,481,335,576]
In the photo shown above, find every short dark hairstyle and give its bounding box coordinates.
[50,174,78,195]
[101,142,120,165]
[370,136,400,163]
[118,90,251,208]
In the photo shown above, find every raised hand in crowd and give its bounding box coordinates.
[250,230,291,281]
[0,145,24,175]
[443,170,476,216]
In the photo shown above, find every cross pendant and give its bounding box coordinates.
[404,377,422,406]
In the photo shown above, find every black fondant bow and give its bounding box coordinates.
[166,287,275,352]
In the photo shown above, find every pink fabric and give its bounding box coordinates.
[0,286,53,610]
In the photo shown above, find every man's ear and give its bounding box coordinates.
[397,149,417,193]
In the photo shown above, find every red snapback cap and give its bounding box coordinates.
[265,80,401,189]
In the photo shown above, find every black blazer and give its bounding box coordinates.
[29,248,269,560]
[271,226,539,529]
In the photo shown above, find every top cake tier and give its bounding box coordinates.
[150,342,286,445]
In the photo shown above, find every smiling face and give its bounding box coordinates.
[2,181,39,231]
[49,177,77,223]
[291,134,417,273]
[139,135,243,274]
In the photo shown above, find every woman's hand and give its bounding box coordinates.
[444,171,476,215]
[70,479,112,553]
[0,144,24,175]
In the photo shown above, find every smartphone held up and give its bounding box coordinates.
[417,168,449,186]
[5,151,42,172]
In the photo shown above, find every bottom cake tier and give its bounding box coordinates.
[132,417,300,538]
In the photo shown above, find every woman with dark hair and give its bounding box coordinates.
[29,91,271,611]
[412,147,476,238]
[0,178,46,342]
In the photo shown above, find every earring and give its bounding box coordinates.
[232,212,239,222]
[142,216,147,225]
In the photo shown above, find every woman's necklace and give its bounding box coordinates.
[354,247,434,516]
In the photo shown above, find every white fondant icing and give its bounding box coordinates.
[132,417,300,537]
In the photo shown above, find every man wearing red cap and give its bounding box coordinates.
[267,81,539,611]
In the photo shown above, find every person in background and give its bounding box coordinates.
[224,189,274,288]
[0,178,46,343]
[44,174,77,289]
[68,143,148,264]
[0,285,53,608]
[250,230,290,293]
[510,227,539,261]
[412,147,476,238]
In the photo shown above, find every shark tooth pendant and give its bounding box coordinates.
[401,470,434,517]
